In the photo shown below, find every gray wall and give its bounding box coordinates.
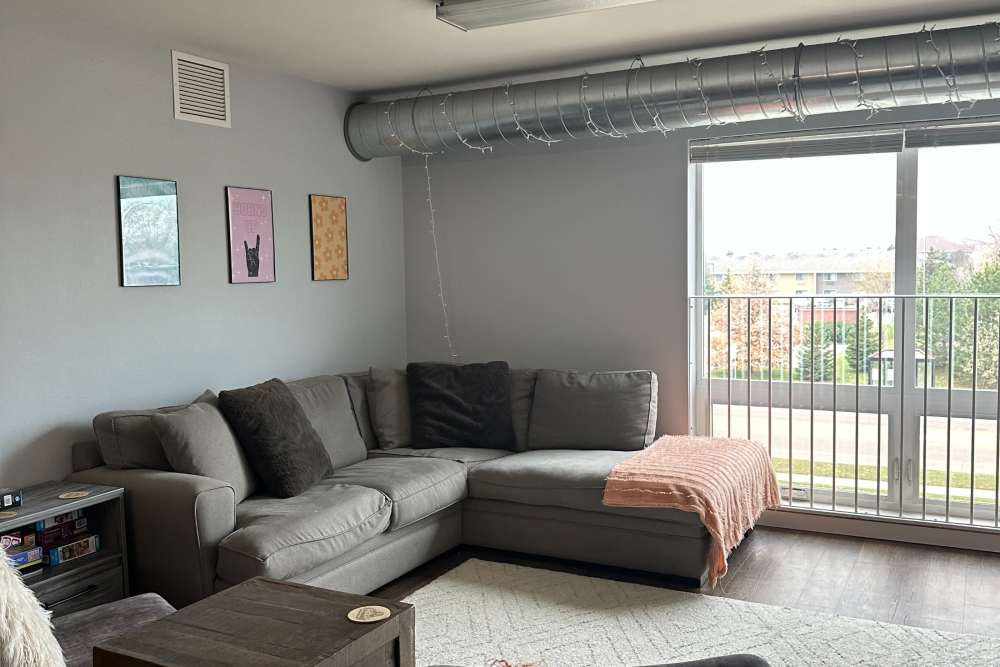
[0,5,405,486]
[402,100,1000,437]
[403,138,692,435]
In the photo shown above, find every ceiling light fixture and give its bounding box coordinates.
[435,0,659,31]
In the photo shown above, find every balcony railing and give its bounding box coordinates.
[688,294,1000,528]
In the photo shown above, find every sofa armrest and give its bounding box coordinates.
[67,466,236,608]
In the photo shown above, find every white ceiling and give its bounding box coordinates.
[33,0,1000,93]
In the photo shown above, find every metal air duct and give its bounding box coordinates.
[345,23,1000,160]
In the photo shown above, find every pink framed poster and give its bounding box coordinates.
[226,186,275,283]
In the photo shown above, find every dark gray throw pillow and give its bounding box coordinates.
[407,361,516,450]
[218,378,332,498]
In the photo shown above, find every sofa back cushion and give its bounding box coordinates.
[510,369,537,451]
[151,401,257,502]
[339,372,377,450]
[93,390,216,470]
[407,361,516,450]
[286,375,368,469]
[366,368,410,449]
[527,370,658,451]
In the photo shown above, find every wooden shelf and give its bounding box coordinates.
[2,480,129,617]
[26,550,122,588]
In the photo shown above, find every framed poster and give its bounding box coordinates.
[226,186,275,283]
[309,194,348,280]
[117,176,180,287]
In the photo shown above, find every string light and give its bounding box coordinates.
[836,37,885,120]
[581,73,628,138]
[752,44,803,122]
[384,97,457,360]
[687,58,725,126]
[423,154,459,361]
[503,81,561,145]
[922,24,977,117]
[440,92,493,154]
[397,23,1000,359]
[384,100,438,156]
[626,56,673,136]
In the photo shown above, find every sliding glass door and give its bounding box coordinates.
[689,123,1000,528]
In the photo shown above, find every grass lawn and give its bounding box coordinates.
[770,458,999,491]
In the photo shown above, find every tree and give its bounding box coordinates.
[955,256,1000,390]
[844,311,879,379]
[916,249,966,387]
[856,270,893,295]
[796,322,835,382]
[708,267,780,379]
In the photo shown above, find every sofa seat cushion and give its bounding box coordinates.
[468,450,704,529]
[368,447,513,465]
[217,481,390,583]
[329,458,467,530]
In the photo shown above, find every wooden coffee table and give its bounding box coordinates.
[93,577,414,666]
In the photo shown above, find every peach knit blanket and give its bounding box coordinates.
[602,435,781,586]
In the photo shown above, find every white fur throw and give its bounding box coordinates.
[0,549,65,667]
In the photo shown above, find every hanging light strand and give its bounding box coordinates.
[423,154,459,361]
[384,100,438,156]
[922,24,977,117]
[503,81,561,145]
[626,56,673,136]
[687,57,725,126]
[385,95,457,360]
[836,37,885,120]
[581,72,628,138]
[440,92,494,154]
[752,44,804,122]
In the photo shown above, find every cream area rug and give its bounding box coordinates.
[403,559,1000,667]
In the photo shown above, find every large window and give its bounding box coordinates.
[702,153,896,298]
[690,124,1000,526]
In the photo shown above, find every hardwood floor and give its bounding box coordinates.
[373,527,1000,638]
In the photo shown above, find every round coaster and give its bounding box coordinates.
[347,605,391,623]
[58,491,91,500]
[0,511,16,520]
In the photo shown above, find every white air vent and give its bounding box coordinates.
[172,50,231,128]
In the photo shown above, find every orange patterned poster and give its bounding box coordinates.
[309,194,348,280]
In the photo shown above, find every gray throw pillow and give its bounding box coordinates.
[367,367,410,449]
[151,402,257,503]
[219,379,332,498]
[93,390,219,470]
[527,369,658,451]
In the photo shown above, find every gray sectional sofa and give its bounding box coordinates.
[68,369,712,608]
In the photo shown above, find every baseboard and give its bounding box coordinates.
[760,507,1000,553]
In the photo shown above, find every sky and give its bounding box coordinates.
[702,144,1000,259]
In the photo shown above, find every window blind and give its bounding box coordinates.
[689,128,905,164]
[904,121,1000,149]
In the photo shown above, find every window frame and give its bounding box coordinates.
[687,142,991,515]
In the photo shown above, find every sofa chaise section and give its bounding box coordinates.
[465,450,712,585]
